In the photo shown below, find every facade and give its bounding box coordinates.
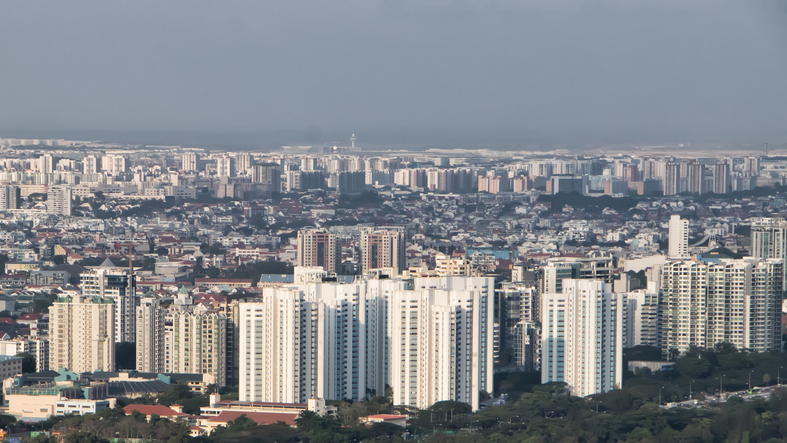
[48,295,115,373]
[661,258,783,356]
[238,274,494,410]
[541,279,623,398]
[164,311,227,387]
[80,266,137,343]
[359,227,406,274]
[135,297,165,373]
[0,338,49,372]
[181,152,198,172]
[296,228,341,274]
[623,282,661,348]
[46,185,72,216]
[217,156,234,178]
[668,214,689,259]
[0,185,20,211]
[751,217,787,289]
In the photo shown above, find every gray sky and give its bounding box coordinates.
[0,0,785,147]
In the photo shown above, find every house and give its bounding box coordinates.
[122,404,188,422]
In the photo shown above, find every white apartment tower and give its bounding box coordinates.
[661,258,783,356]
[239,274,494,410]
[164,311,227,386]
[541,279,623,398]
[751,217,787,289]
[46,185,72,216]
[181,152,198,172]
[135,297,165,373]
[668,214,689,259]
[83,155,99,174]
[49,295,115,372]
[102,154,127,176]
[235,153,251,175]
[216,156,235,178]
[38,154,54,174]
[623,282,661,348]
[80,264,137,343]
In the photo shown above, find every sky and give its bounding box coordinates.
[0,0,785,148]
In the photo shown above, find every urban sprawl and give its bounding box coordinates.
[0,137,786,437]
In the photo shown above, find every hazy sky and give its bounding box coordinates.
[0,0,785,147]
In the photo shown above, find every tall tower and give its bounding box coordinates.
[297,228,341,274]
[350,134,356,149]
[541,279,623,397]
[49,295,115,373]
[668,214,689,259]
[80,261,138,343]
[359,227,406,275]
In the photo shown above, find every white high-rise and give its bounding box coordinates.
[661,258,783,356]
[541,279,623,398]
[239,274,494,410]
[49,295,115,373]
[751,217,787,289]
[668,214,689,259]
[164,310,227,386]
[216,156,234,178]
[80,264,137,343]
[46,185,72,216]
[83,155,99,174]
[135,297,165,373]
[181,152,198,172]
[623,282,661,348]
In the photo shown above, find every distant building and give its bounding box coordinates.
[541,279,623,397]
[297,229,341,274]
[46,185,72,216]
[359,227,406,275]
[668,215,689,259]
[48,295,115,373]
[80,264,137,343]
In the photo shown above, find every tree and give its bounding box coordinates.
[676,356,711,378]
[155,247,169,256]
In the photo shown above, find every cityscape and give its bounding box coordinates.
[0,139,780,440]
[2,0,787,442]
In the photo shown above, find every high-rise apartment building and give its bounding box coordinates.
[83,155,99,174]
[216,156,234,178]
[541,279,623,398]
[751,217,787,289]
[712,162,730,194]
[80,265,137,343]
[668,214,689,259]
[135,297,165,373]
[102,154,127,176]
[663,161,680,196]
[359,227,406,274]
[181,152,198,172]
[239,274,494,410]
[297,229,341,274]
[164,311,227,386]
[661,258,783,356]
[38,154,54,174]
[541,257,614,294]
[46,185,72,216]
[0,185,20,211]
[623,282,661,348]
[49,295,115,373]
[236,153,251,174]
